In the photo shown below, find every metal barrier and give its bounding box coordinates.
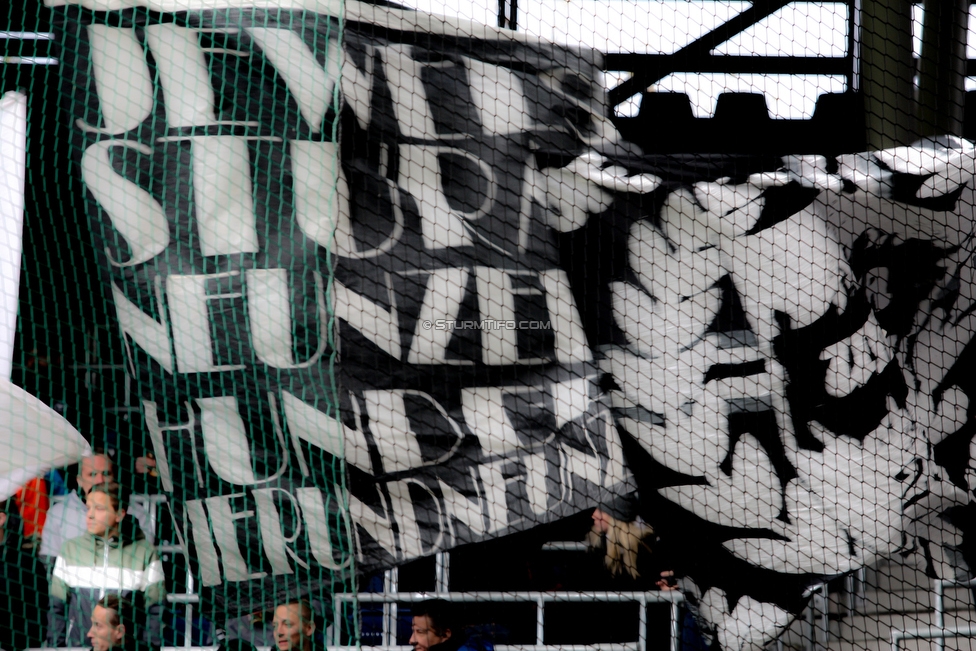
[933,578,976,651]
[889,577,976,651]
[332,590,685,651]
[130,493,200,649]
[890,626,976,651]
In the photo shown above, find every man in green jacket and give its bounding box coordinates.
[47,482,165,647]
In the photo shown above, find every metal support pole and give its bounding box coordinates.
[435,553,450,594]
[935,579,945,651]
[535,596,545,646]
[667,601,679,651]
[383,569,399,647]
[185,571,195,648]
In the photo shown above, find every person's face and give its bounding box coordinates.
[410,615,450,651]
[591,509,611,534]
[78,455,114,495]
[273,604,314,651]
[86,491,124,537]
[88,605,124,651]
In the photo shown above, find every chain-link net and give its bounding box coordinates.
[2,2,976,651]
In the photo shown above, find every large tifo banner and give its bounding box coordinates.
[48,0,976,649]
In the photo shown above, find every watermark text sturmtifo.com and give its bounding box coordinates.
[421,319,553,331]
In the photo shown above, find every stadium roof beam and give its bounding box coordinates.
[607,0,793,108]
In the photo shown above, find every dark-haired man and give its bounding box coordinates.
[409,600,490,651]
[88,595,140,651]
[272,600,316,651]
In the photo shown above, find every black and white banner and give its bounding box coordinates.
[48,0,976,648]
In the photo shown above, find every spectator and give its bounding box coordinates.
[47,481,166,648]
[272,600,317,651]
[587,508,655,579]
[409,600,491,651]
[88,594,151,651]
[41,451,153,567]
[14,476,49,549]
[0,499,48,651]
[223,610,276,648]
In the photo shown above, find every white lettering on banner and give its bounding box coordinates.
[82,140,171,267]
[362,389,465,473]
[296,487,353,571]
[252,487,309,575]
[399,144,482,250]
[333,274,402,360]
[81,25,153,134]
[198,396,261,485]
[465,57,531,136]
[346,486,399,561]
[189,486,353,585]
[438,474,488,537]
[188,136,260,256]
[142,400,184,493]
[340,46,375,131]
[551,377,590,429]
[143,400,210,491]
[407,267,471,364]
[281,388,375,475]
[390,479,440,558]
[247,27,341,135]
[144,24,222,129]
[113,278,174,374]
[524,450,552,515]
[170,391,621,581]
[247,268,329,369]
[167,273,246,374]
[204,494,267,582]
[476,267,541,365]
[290,141,353,255]
[542,269,592,363]
[477,458,517,534]
[460,386,529,457]
[403,267,581,366]
[381,44,437,141]
[116,263,583,376]
[186,499,222,587]
[200,395,290,486]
